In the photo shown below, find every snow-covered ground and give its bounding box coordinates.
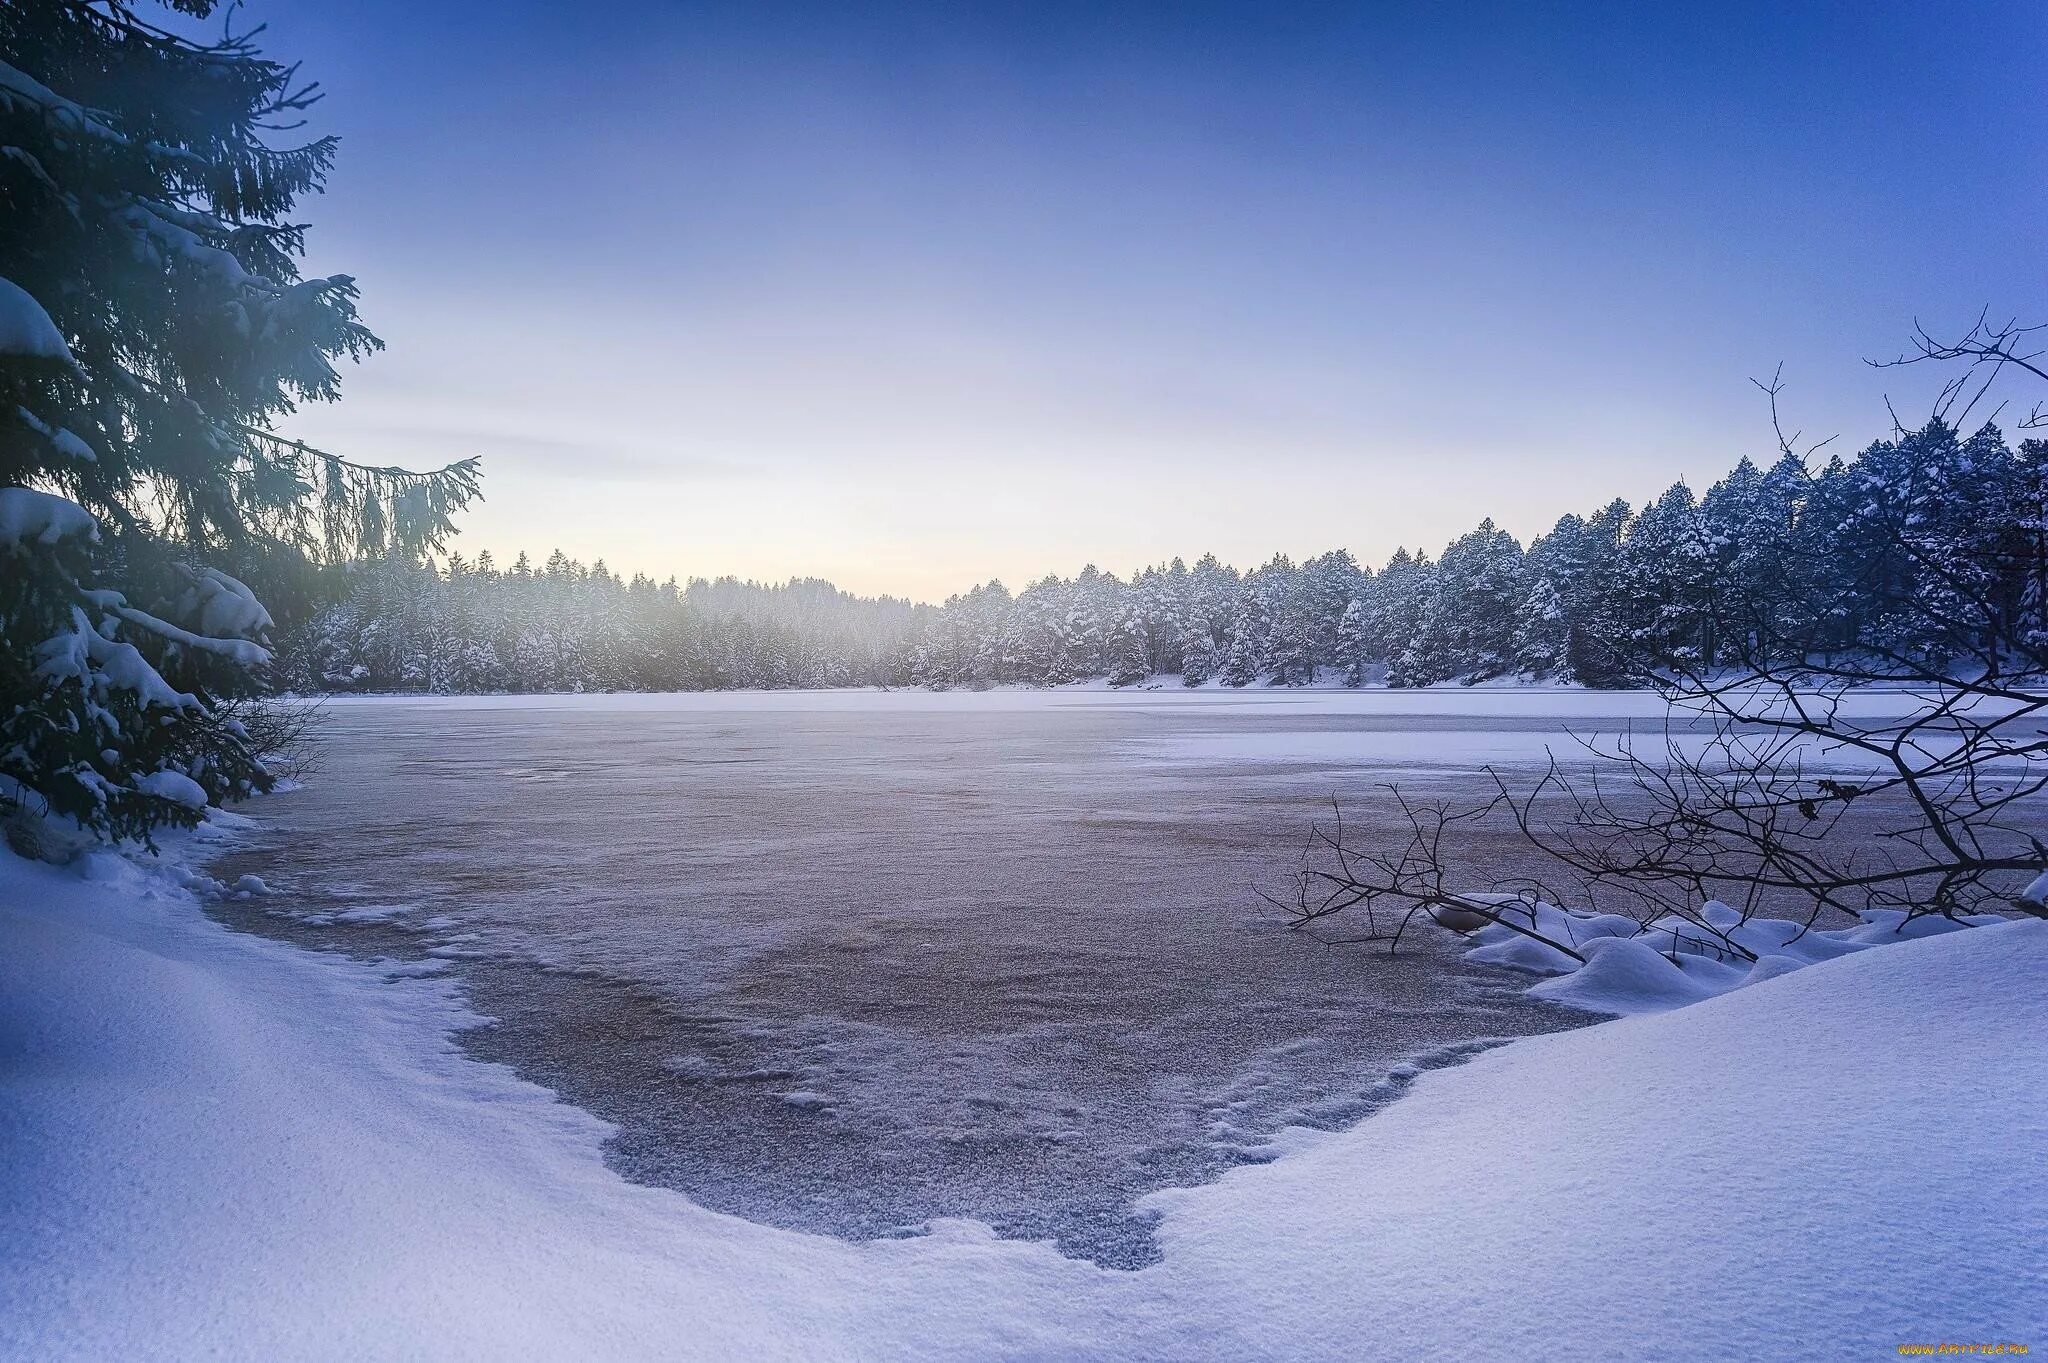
[4,824,2041,1360]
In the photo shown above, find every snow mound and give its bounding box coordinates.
[1462,896,2014,1015]
[1528,934,1722,1013]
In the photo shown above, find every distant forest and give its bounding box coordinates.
[277,418,2048,693]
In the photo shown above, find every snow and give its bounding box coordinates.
[85,591,273,667]
[184,567,275,641]
[0,275,71,362]
[13,406,95,461]
[0,843,1110,1362]
[1133,912,2048,1360]
[3,831,2042,1359]
[0,59,127,151]
[0,486,96,551]
[35,605,199,712]
[134,769,208,810]
[1462,896,2011,1016]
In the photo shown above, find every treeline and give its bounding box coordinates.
[279,419,2048,693]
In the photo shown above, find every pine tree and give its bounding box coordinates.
[1266,598,1316,686]
[1334,598,1369,687]
[1105,609,1148,687]
[1299,549,1367,666]
[1563,499,1635,685]
[1,3,479,842]
[1617,484,1715,668]
[1178,619,1217,687]
[1188,552,1241,644]
[1365,548,1432,672]
[1404,519,1524,683]
[1218,583,1269,687]
[1516,505,1633,684]
[1512,575,1568,679]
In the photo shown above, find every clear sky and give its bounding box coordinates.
[252,0,2044,600]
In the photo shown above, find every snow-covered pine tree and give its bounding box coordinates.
[1364,548,1432,673]
[1265,599,1316,686]
[1065,565,1109,677]
[1513,515,1582,679]
[1177,618,1217,687]
[1334,598,1369,687]
[1150,557,1191,674]
[1218,583,1270,687]
[1,2,479,843]
[1105,608,1147,687]
[1616,484,1716,669]
[1299,549,1367,667]
[1402,519,1524,683]
[1563,498,1634,685]
[1511,573,1567,679]
[1188,552,1240,645]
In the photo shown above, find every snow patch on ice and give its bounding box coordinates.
[331,903,412,925]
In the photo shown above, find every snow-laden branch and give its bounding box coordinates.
[0,275,75,363]
[0,486,98,550]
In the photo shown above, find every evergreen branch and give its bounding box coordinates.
[231,424,483,485]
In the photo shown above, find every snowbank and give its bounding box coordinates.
[2,836,2041,1360]
[1136,911,2048,1360]
[0,840,1114,1362]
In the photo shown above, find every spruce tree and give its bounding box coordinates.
[1512,574,1568,679]
[1617,484,1715,669]
[2,3,479,841]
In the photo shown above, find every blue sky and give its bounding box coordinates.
[249,1,2045,597]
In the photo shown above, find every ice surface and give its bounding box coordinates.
[208,689,1623,1263]
[200,689,2006,1265]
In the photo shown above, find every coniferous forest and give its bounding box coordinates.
[283,419,2048,694]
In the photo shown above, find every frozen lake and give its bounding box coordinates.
[206,687,1852,1265]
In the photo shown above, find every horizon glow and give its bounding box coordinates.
[248,1,2043,602]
